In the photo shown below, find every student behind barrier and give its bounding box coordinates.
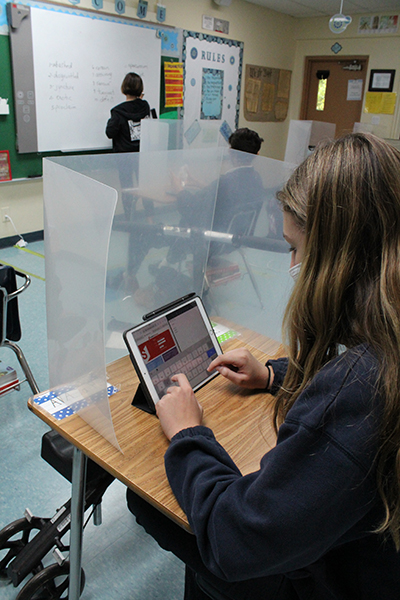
[133,128,266,305]
[106,72,150,221]
[165,128,266,266]
[127,133,400,599]
[106,72,150,154]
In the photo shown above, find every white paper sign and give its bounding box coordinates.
[347,79,363,101]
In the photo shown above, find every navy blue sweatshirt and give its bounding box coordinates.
[165,345,400,599]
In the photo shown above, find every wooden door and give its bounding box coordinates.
[301,56,369,138]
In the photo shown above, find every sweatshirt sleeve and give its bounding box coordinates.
[164,354,379,582]
[266,357,288,394]
[105,111,120,139]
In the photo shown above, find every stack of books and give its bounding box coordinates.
[0,363,19,395]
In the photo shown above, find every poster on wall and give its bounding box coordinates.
[244,64,291,122]
[164,62,184,107]
[358,14,398,34]
[182,31,243,148]
[0,150,12,181]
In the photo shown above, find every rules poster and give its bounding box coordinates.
[182,31,243,147]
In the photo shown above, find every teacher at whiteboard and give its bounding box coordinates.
[106,72,151,223]
[105,72,150,153]
[106,72,152,293]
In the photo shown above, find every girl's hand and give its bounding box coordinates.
[208,348,272,390]
[156,374,203,441]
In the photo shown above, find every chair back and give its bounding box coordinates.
[210,207,259,259]
[0,265,21,343]
[227,207,258,238]
[0,265,31,343]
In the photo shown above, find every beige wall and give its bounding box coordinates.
[0,179,43,240]
[2,1,400,241]
[289,16,400,140]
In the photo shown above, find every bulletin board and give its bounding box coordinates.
[244,64,291,122]
[182,31,243,146]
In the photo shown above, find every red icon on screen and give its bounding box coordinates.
[139,329,175,362]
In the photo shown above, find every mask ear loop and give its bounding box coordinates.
[289,262,302,281]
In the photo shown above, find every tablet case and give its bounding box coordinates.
[132,382,156,414]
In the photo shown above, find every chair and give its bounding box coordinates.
[0,264,39,395]
[205,208,265,310]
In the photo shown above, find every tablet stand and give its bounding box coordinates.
[131,383,156,414]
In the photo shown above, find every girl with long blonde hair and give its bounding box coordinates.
[128,133,400,600]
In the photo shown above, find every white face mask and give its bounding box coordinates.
[289,262,302,281]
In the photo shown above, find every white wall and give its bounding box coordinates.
[289,15,400,140]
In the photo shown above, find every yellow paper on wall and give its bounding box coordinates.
[364,92,397,114]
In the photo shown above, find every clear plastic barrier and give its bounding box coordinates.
[141,119,229,152]
[284,120,313,165]
[202,150,294,353]
[106,147,225,361]
[285,120,336,165]
[43,158,120,449]
[44,148,295,449]
[106,148,294,361]
[182,119,229,150]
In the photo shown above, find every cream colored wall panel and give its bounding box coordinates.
[0,179,43,238]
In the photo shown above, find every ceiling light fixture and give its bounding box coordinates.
[329,0,352,34]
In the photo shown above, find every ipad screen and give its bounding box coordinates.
[126,298,221,402]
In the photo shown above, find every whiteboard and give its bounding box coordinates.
[29,6,161,152]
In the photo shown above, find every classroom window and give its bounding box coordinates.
[316,78,327,111]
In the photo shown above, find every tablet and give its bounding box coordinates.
[123,294,222,413]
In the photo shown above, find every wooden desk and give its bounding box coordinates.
[28,331,282,597]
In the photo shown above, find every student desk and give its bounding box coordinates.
[28,329,282,600]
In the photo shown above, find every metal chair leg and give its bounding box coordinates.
[3,339,40,395]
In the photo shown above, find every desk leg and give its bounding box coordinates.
[69,447,87,600]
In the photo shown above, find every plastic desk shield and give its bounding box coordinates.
[105,147,225,363]
[43,147,295,451]
[198,149,295,354]
[141,119,229,152]
[104,147,295,361]
[43,158,120,450]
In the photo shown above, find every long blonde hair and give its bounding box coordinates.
[276,133,400,547]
